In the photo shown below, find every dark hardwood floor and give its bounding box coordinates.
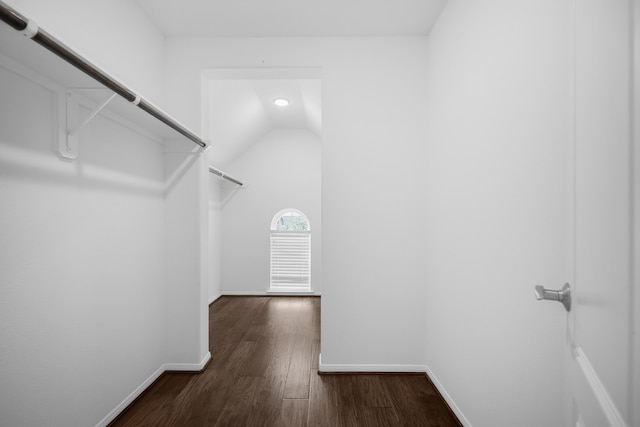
[110,296,461,426]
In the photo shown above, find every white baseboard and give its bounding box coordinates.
[425,364,472,427]
[164,351,211,372]
[95,352,211,427]
[95,365,165,427]
[267,291,319,296]
[209,293,222,305]
[317,355,469,425]
[223,291,269,296]
[318,353,426,373]
[223,291,321,296]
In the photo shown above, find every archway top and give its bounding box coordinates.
[271,209,310,231]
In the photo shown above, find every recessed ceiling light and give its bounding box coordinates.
[274,98,289,107]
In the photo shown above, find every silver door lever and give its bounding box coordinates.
[534,283,571,312]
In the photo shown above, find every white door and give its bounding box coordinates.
[568,0,636,425]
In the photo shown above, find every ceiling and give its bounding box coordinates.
[134,0,447,38]
[206,78,321,167]
[132,1,447,169]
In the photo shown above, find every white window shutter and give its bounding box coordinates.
[270,231,311,290]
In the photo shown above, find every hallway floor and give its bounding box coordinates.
[110,296,460,426]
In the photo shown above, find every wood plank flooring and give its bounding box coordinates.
[109,296,461,427]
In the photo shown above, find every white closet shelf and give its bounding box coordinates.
[0,3,207,150]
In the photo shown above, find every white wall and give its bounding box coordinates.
[208,171,223,303]
[220,129,322,294]
[0,1,576,424]
[421,1,569,426]
[0,1,208,425]
[635,1,640,420]
[6,0,166,104]
[165,37,430,369]
[0,64,166,426]
[163,143,209,367]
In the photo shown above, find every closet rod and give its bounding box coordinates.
[209,167,244,187]
[0,1,207,148]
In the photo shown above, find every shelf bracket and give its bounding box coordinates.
[61,91,116,160]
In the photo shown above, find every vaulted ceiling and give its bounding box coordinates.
[206,78,321,167]
[133,0,446,168]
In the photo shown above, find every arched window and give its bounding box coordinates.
[270,209,311,292]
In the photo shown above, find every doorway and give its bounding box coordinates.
[201,68,322,299]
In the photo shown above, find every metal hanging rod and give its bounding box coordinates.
[0,1,207,148]
[209,166,244,187]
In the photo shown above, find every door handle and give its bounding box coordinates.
[534,283,571,312]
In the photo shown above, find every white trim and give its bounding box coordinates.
[267,290,317,296]
[95,365,165,427]
[632,1,640,424]
[574,346,628,427]
[319,363,427,373]
[223,291,269,296]
[164,351,211,372]
[202,67,322,81]
[270,208,311,231]
[95,352,211,426]
[209,293,222,305]
[222,291,321,297]
[317,355,469,425]
[425,364,472,427]
[318,353,426,373]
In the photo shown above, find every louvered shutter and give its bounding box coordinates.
[270,231,311,289]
